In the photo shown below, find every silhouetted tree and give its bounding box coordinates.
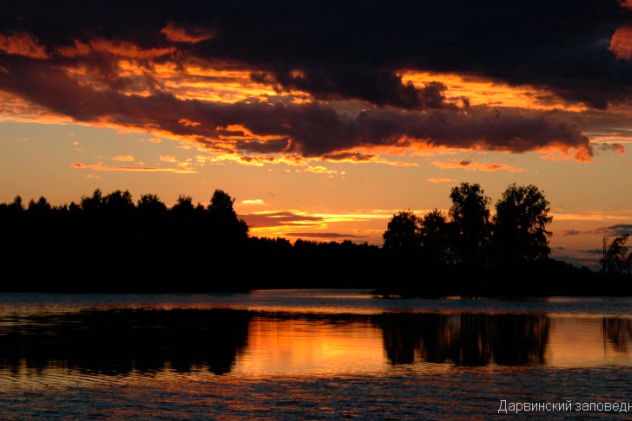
[601,234,632,274]
[493,184,552,264]
[208,189,249,240]
[209,190,236,216]
[383,210,420,252]
[171,195,195,214]
[103,190,135,215]
[8,195,24,213]
[449,183,491,265]
[137,194,167,215]
[27,196,52,214]
[419,209,451,266]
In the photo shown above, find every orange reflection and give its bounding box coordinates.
[234,316,385,375]
[548,316,632,367]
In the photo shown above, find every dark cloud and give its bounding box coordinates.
[2,0,631,160]
[1,0,632,109]
[598,142,626,153]
[321,152,376,162]
[562,225,632,236]
[253,69,461,110]
[285,232,365,239]
[605,224,632,235]
[239,211,323,228]
[235,138,289,154]
[0,58,594,158]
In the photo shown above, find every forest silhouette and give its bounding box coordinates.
[0,189,380,292]
[0,184,630,295]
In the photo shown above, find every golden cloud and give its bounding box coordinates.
[112,155,135,162]
[427,177,458,183]
[241,199,268,206]
[71,162,196,174]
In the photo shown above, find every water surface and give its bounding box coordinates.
[0,290,631,418]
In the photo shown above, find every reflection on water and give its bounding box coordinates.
[236,314,382,375]
[0,307,630,379]
[604,318,632,352]
[0,309,250,377]
[377,313,549,366]
[1,292,632,418]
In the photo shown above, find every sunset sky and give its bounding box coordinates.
[1,0,632,267]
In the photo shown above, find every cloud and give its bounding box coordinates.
[610,24,632,60]
[0,31,48,59]
[3,1,632,163]
[241,199,267,206]
[428,177,457,183]
[583,248,605,256]
[254,69,463,110]
[284,232,365,239]
[161,21,215,44]
[301,166,343,176]
[1,0,632,111]
[604,224,632,236]
[71,162,196,174]
[240,211,324,228]
[112,155,135,162]
[159,155,178,163]
[57,38,175,60]
[598,142,626,153]
[561,229,585,236]
[0,57,594,160]
[432,159,524,172]
[321,152,375,162]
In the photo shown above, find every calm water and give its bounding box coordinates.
[0,290,631,419]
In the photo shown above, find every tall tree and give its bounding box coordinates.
[208,189,249,239]
[493,184,552,264]
[103,190,135,215]
[171,195,195,215]
[383,210,420,252]
[208,189,238,218]
[419,209,451,266]
[137,194,167,215]
[601,233,631,274]
[27,196,52,214]
[80,189,103,213]
[449,183,491,265]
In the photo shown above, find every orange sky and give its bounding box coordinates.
[1,0,632,266]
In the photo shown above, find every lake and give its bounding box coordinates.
[0,290,631,418]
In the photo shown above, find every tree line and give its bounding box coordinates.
[0,189,382,292]
[0,185,629,295]
[383,183,552,267]
[379,182,631,297]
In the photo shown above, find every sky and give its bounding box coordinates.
[1,0,632,267]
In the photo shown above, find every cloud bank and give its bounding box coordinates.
[2,0,631,161]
